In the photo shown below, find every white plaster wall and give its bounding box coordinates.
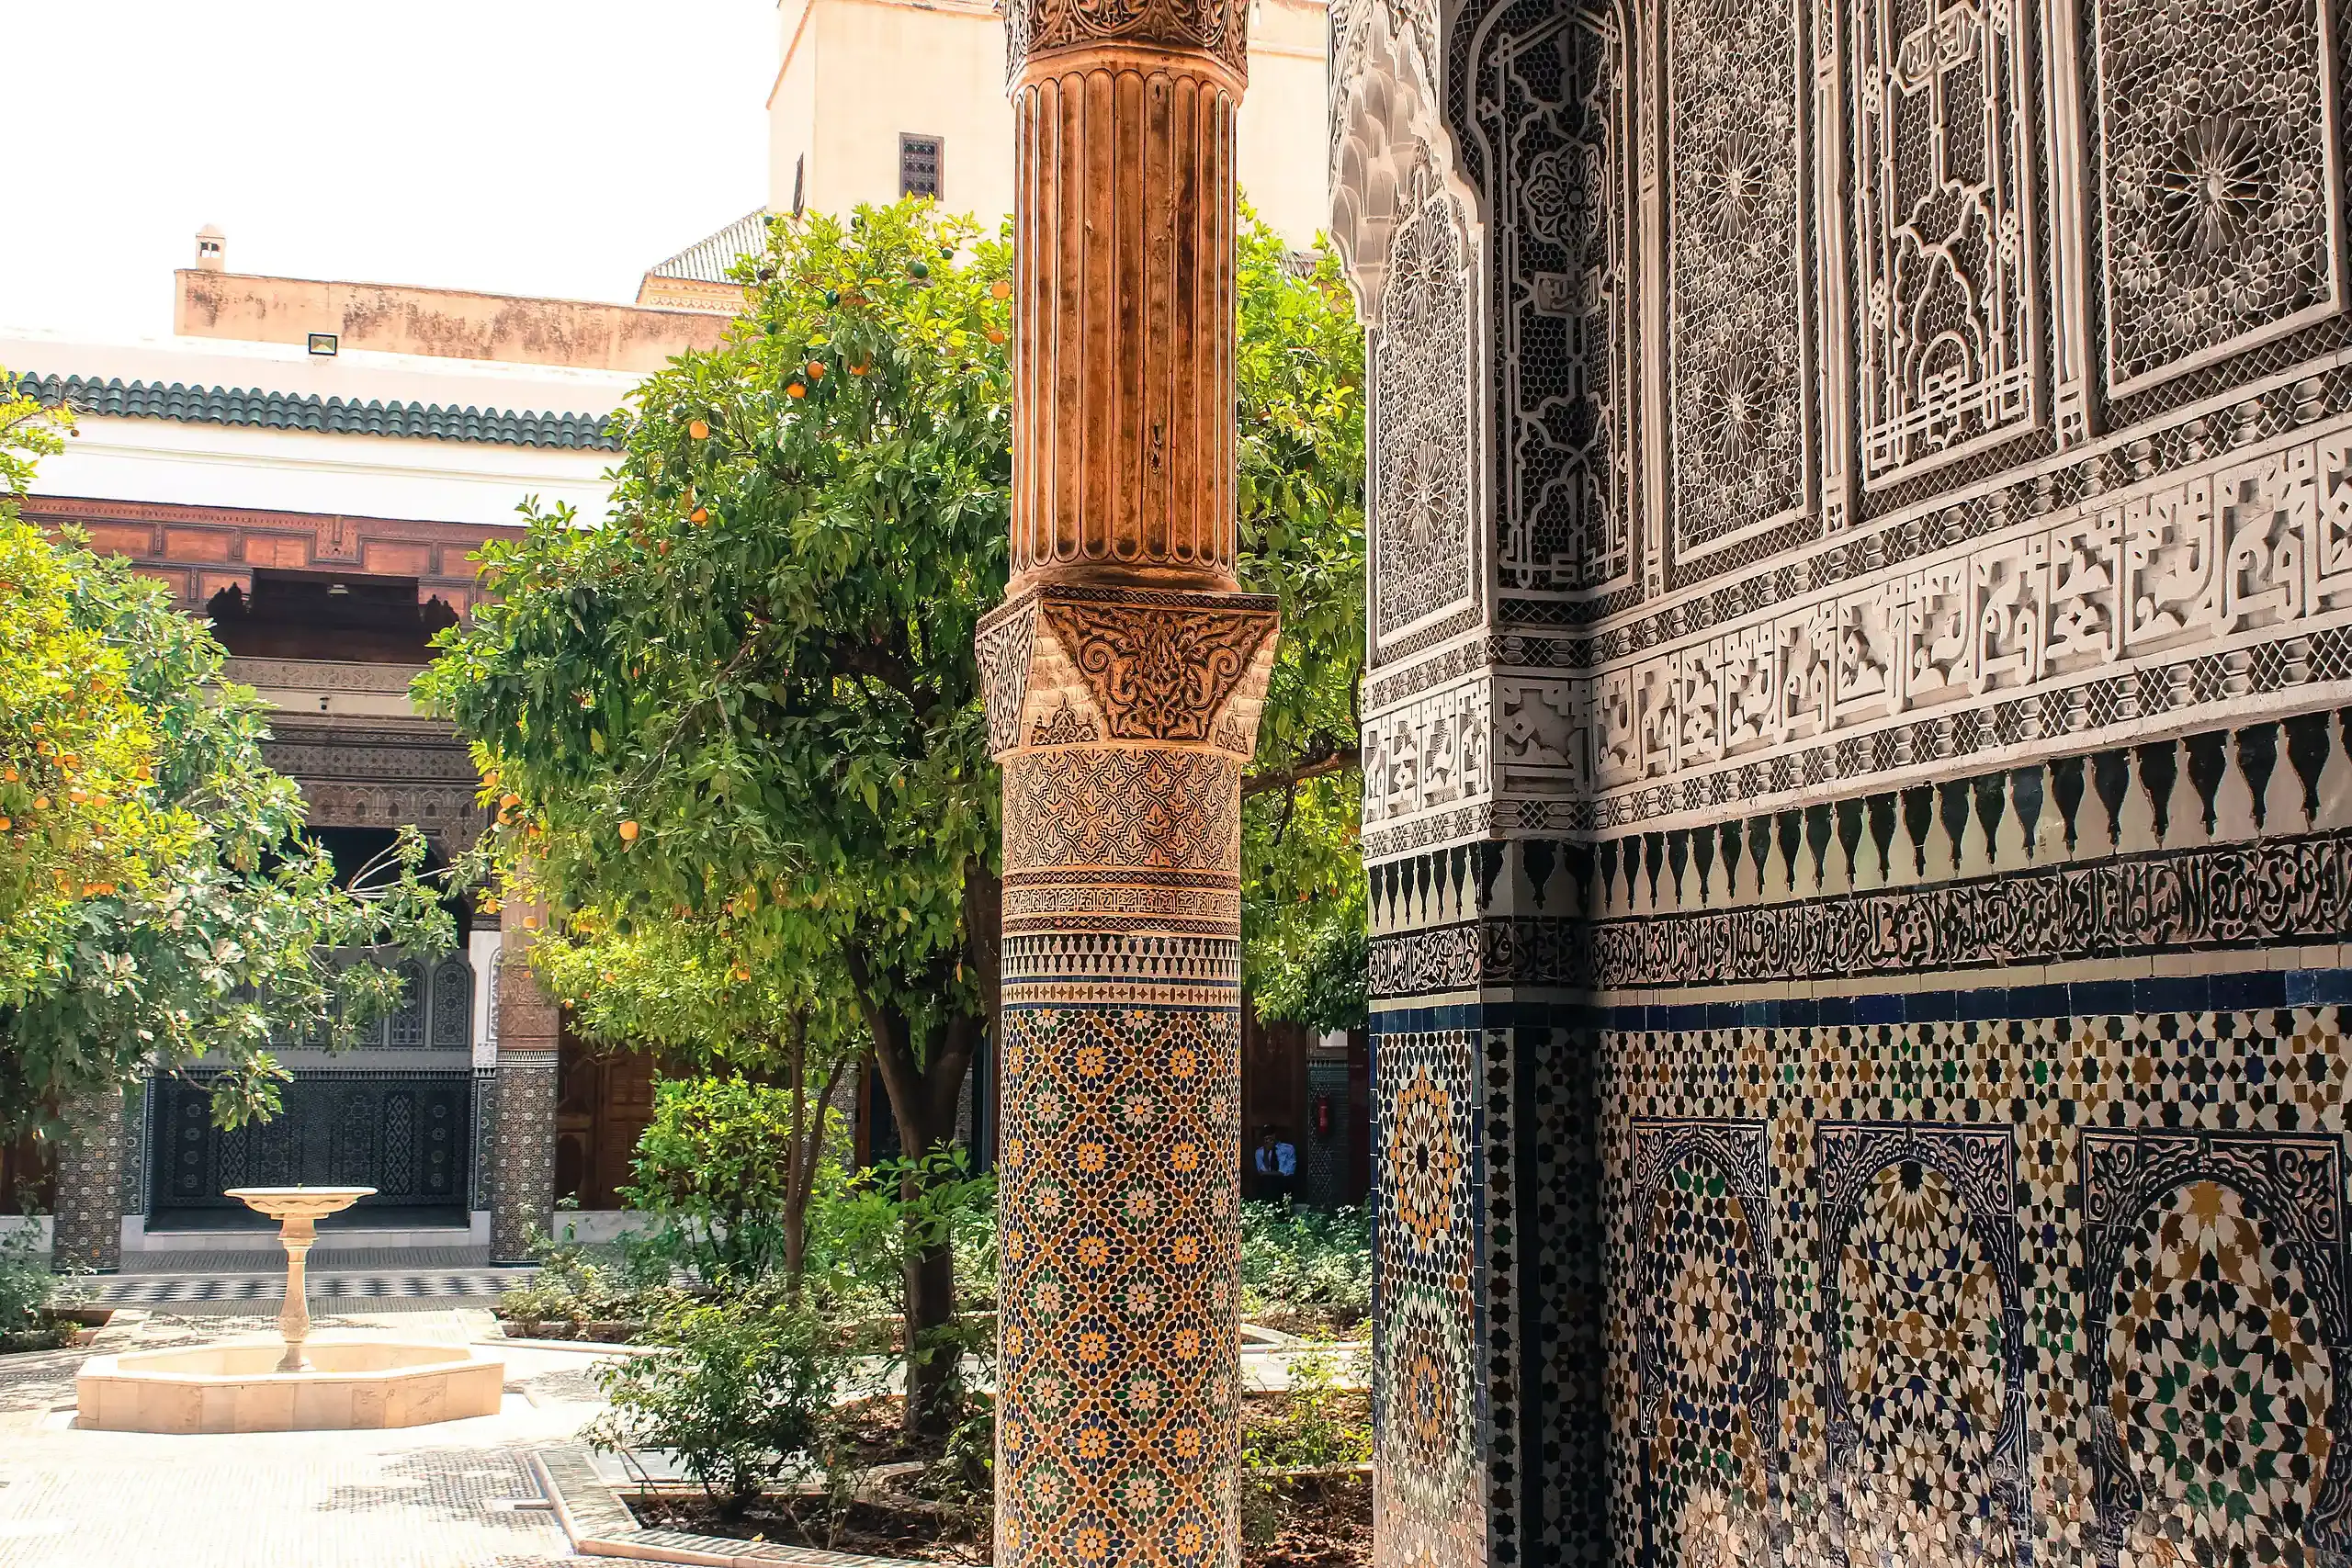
[0,1215,53,1249]
[469,929,503,1069]
[1237,0,1333,246]
[768,0,1333,249]
[552,1210,666,1244]
[813,0,1014,226]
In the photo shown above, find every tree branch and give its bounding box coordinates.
[1241,743,1361,799]
[827,637,936,718]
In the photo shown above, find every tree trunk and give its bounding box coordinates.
[781,1046,846,1308]
[842,940,980,1440]
[783,1013,809,1303]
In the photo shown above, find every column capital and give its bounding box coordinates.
[1005,0,1250,85]
[978,582,1279,761]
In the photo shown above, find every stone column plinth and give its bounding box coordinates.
[489,897,559,1263]
[986,4,1272,1562]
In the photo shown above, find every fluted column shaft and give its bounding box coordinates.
[1011,51,1238,593]
[986,11,1273,1567]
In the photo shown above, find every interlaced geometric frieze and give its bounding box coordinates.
[1361,423,2352,842]
[1002,749,1242,874]
[1363,676,1494,832]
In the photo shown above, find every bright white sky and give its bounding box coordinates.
[1,1,776,340]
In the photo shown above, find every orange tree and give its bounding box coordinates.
[532,911,861,1297]
[0,374,452,1133]
[422,200,1005,1432]
[418,196,1366,1428]
[1232,219,1366,1033]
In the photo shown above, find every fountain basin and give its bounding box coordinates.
[76,1336,505,1433]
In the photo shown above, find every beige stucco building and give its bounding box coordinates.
[765,0,1329,246]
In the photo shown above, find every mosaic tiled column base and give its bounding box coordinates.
[51,1087,126,1273]
[980,581,1279,1568]
[490,898,559,1263]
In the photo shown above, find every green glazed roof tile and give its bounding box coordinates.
[11,371,626,452]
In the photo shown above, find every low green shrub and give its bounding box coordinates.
[0,1224,51,1336]
[495,1225,684,1334]
[588,1299,848,1517]
[1238,1201,1372,1332]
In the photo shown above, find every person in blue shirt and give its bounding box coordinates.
[1254,1129,1299,1204]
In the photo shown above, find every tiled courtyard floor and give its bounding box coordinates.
[0,1311,607,1568]
[0,1303,1363,1567]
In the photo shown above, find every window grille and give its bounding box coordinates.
[899,134,943,200]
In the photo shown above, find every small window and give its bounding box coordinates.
[899,134,943,200]
[792,153,806,217]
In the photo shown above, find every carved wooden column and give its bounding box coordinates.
[489,894,559,1262]
[982,3,1275,1561]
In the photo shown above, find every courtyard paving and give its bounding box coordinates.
[0,1301,1360,1567]
[0,1310,604,1568]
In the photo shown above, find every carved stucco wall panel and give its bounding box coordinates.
[2089,0,2345,399]
[1663,0,1815,574]
[1340,0,2352,1560]
[1847,0,2047,491]
[1331,0,1491,670]
[1465,0,1640,607]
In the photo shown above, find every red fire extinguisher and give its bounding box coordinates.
[1314,1094,1334,1138]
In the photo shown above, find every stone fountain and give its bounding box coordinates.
[232,1185,371,1369]
[76,1185,505,1433]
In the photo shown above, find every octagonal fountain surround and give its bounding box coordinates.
[75,1186,505,1434]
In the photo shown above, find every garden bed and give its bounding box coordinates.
[611,1392,1371,1567]
[495,1315,648,1344]
[0,1310,103,1355]
[624,1472,1371,1566]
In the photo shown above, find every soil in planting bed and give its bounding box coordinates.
[622,1393,1372,1566]
[628,1475,1369,1567]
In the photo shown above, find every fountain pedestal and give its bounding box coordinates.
[225,1186,374,1371]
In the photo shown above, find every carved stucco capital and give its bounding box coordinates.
[1005,0,1250,85]
[978,582,1281,763]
